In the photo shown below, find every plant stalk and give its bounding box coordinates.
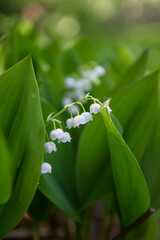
[112,208,155,240]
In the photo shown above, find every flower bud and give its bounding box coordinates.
[66,118,74,129]
[72,115,86,128]
[90,103,101,114]
[41,162,52,174]
[58,132,71,143]
[45,142,57,153]
[50,128,63,140]
[81,112,93,123]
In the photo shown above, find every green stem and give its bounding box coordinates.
[50,119,56,129]
[88,96,102,105]
[72,105,80,115]
[49,96,87,120]
[45,94,101,128]
[68,107,73,118]
[58,121,63,130]
[33,224,40,240]
[76,223,86,240]
[45,129,50,141]
[78,102,86,112]
[51,107,66,119]
[113,208,155,240]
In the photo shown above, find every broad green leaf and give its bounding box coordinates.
[39,144,81,222]
[76,115,112,208]
[76,114,122,209]
[101,100,150,228]
[141,112,160,209]
[39,100,81,222]
[143,211,160,240]
[111,71,159,161]
[0,130,12,204]
[0,56,44,238]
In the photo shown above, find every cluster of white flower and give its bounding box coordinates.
[62,63,106,112]
[66,112,93,129]
[41,128,71,174]
[50,128,71,143]
[41,94,112,174]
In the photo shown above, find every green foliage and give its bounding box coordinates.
[1,14,160,240]
[76,115,113,209]
[28,189,53,225]
[0,130,12,204]
[118,49,149,89]
[111,70,159,161]
[0,56,44,238]
[39,101,81,222]
[141,112,160,209]
[101,101,150,228]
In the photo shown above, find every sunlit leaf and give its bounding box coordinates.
[0,56,44,238]
[101,100,150,228]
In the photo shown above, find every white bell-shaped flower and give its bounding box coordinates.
[41,162,52,174]
[81,112,93,123]
[66,118,74,129]
[50,128,63,140]
[72,115,86,128]
[45,142,57,153]
[58,132,71,143]
[90,103,101,114]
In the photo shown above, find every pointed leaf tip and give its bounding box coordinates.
[102,98,111,109]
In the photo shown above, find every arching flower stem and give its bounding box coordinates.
[78,102,86,112]
[67,107,73,118]
[54,119,63,131]
[45,94,102,127]
[71,105,80,115]
[45,129,50,142]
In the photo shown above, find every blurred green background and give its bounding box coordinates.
[1,0,160,62]
[1,0,160,93]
